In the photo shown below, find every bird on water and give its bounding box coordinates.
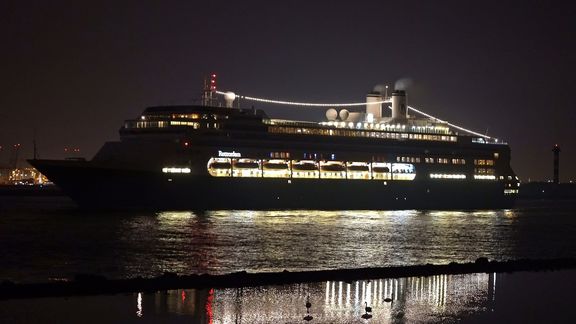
[303,296,313,321]
[361,301,373,320]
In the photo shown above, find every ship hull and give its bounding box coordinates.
[30,160,515,210]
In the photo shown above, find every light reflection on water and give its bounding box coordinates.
[2,270,574,323]
[145,209,520,276]
[1,201,576,282]
[142,273,494,323]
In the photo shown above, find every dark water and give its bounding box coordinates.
[1,197,576,283]
[1,270,575,323]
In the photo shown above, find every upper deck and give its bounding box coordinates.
[119,104,506,147]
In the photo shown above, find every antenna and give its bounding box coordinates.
[201,73,218,106]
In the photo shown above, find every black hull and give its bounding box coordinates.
[30,160,515,210]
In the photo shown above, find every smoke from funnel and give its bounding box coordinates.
[394,78,413,91]
[373,84,387,94]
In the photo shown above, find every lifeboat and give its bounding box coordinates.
[293,162,318,171]
[234,161,260,169]
[210,162,232,169]
[320,162,345,172]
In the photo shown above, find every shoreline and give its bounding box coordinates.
[2,257,575,300]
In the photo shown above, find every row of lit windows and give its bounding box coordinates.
[207,158,416,181]
[474,159,495,166]
[399,158,467,165]
[313,120,452,135]
[164,159,507,183]
[429,173,467,179]
[396,157,467,165]
[452,158,466,165]
[170,121,200,128]
[268,126,457,143]
[472,138,510,146]
[169,113,225,120]
[270,151,291,159]
[398,156,421,163]
[126,120,217,129]
[131,121,168,128]
[171,113,200,119]
[474,175,497,180]
[140,113,221,121]
[162,167,191,174]
[475,168,495,175]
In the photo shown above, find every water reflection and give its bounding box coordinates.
[2,203,576,283]
[128,208,559,277]
[131,273,495,323]
[2,270,574,323]
[136,292,143,317]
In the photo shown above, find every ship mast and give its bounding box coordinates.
[202,73,217,106]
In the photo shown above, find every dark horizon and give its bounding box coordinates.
[1,0,575,182]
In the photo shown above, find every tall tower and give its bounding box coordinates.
[553,144,560,184]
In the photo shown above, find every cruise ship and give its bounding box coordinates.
[30,78,519,209]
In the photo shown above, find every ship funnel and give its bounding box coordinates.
[366,91,383,119]
[224,92,236,108]
[391,90,407,122]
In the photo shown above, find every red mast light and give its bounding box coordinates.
[210,73,217,92]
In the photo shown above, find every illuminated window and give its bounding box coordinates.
[170,121,200,128]
[162,167,191,174]
[270,152,291,159]
[474,175,496,180]
[397,156,421,163]
[429,173,466,179]
[474,159,486,166]
[391,163,416,180]
[437,158,449,164]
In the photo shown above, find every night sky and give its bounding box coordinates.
[1,0,575,182]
